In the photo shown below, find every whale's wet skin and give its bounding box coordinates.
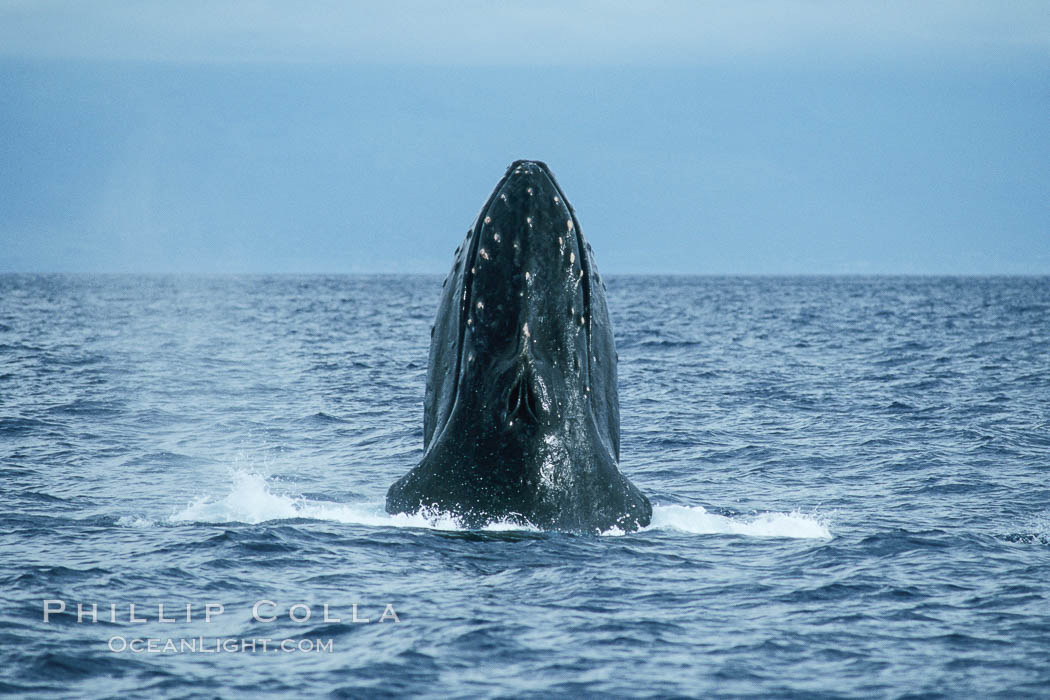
[386,160,651,532]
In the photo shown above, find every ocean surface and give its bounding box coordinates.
[1,274,1048,698]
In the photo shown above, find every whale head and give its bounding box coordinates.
[386,160,650,532]
[447,161,611,432]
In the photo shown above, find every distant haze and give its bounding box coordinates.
[2,2,1048,274]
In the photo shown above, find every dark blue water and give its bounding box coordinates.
[2,274,1048,698]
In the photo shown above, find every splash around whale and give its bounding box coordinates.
[385,160,652,533]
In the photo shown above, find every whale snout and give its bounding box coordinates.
[508,159,550,175]
[498,160,561,205]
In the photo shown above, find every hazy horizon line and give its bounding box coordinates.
[3,270,1048,279]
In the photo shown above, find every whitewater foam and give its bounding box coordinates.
[115,515,156,528]
[646,504,831,539]
[168,470,540,531]
[166,471,831,538]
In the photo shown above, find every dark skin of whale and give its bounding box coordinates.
[385,160,652,533]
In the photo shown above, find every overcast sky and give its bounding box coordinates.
[2,1,1048,273]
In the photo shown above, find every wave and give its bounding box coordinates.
[149,471,831,539]
[996,511,1050,546]
[647,504,831,539]
[165,471,536,532]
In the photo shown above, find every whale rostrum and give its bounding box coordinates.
[385,160,652,533]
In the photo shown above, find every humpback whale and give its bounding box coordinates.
[385,160,651,533]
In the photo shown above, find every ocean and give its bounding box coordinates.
[1,274,1048,698]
